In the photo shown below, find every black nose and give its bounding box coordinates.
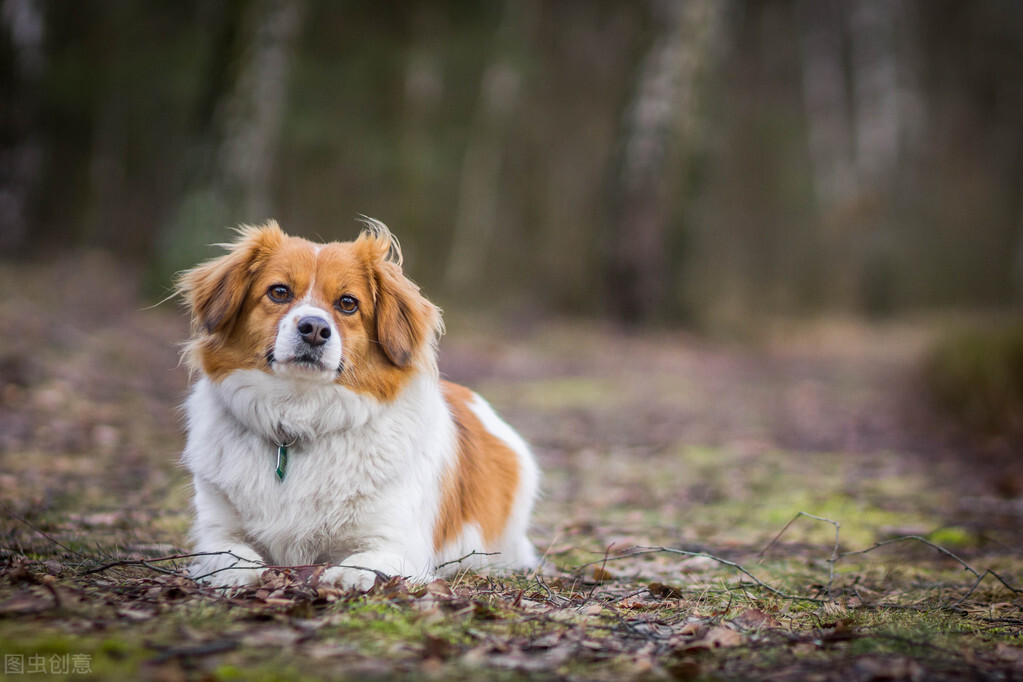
[297,316,331,346]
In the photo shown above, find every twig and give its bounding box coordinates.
[582,544,616,605]
[191,555,267,583]
[839,535,981,578]
[954,569,1023,606]
[79,550,241,576]
[579,528,1023,609]
[137,561,187,577]
[527,531,561,583]
[576,545,825,603]
[0,498,92,559]
[435,550,500,570]
[758,511,841,595]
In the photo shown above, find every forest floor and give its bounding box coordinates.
[1,254,1022,681]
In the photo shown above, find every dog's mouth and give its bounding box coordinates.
[266,349,343,376]
[279,354,325,370]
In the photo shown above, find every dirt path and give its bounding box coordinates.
[441,315,1021,553]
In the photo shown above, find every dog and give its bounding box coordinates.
[176,219,539,590]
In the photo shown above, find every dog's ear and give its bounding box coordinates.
[374,261,441,367]
[356,220,441,368]
[178,222,285,334]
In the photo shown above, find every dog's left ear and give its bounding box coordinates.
[178,222,284,334]
[356,220,441,368]
[374,259,441,368]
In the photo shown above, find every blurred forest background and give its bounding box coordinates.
[1,0,1023,328]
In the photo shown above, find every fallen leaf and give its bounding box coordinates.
[731,608,780,631]
[0,593,50,614]
[117,607,154,621]
[686,625,742,650]
[591,566,614,582]
[422,634,456,661]
[43,559,64,576]
[303,564,326,586]
[240,627,302,647]
[6,564,40,585]
[425,579,453,597]
[263,597,295,607]
[648,581,683,599]
[305,642,357,660]
[851,656,924,681]
[676,621,704,637]
[995,643,1023,666]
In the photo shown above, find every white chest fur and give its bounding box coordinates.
[182,370,451,568]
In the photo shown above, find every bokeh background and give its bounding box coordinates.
[2,0,1022,329]
[2,6,1023,677]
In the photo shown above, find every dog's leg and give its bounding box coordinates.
[187,479,265,587]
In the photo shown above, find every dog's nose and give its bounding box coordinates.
[297,316,331,346]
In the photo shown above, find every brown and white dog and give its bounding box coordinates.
[177,220,538,589]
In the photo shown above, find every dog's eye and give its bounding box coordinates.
[336,295,359,315]
[267,285,292,303]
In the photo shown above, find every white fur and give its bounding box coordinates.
[271,303,344,379]
[182,359,539,590]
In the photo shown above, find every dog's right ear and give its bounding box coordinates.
[177,221,285,334]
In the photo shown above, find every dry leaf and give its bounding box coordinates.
[676,621,704,637]
[686,625,742,650]
[422,634,456,661]
[116,606,153,621]
[591,566,614,582]
[263,597,295,607]
[995,643,1023,666]
[731,608,780,631]
[425,579,453,597]
[851,656,924,681]
[0,593,50,615]
[648,581,683,599]
[240,627,302,647]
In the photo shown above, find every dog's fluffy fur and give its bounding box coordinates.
[177,220,538,590]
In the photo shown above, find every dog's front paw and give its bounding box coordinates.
[189,545,265,587]
[321,551,430,591]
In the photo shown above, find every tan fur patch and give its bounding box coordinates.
[433,382,520,552]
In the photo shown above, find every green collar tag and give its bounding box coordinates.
[275,443,289,481]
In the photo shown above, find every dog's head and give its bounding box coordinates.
[178,220,442,400]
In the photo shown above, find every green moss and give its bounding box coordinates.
[482,376,624,410]
[926,526,977,549]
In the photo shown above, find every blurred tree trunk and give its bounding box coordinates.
[850,1,899,191]
[609,0,727,324]
[218,0,303,223]
[798,0,857,219]
[1016,140,1023,302]
[0,0,44,255]
[444,0,532,292]
[156,0,303,279]
[798,0,911,313]
[397,4,444,259]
